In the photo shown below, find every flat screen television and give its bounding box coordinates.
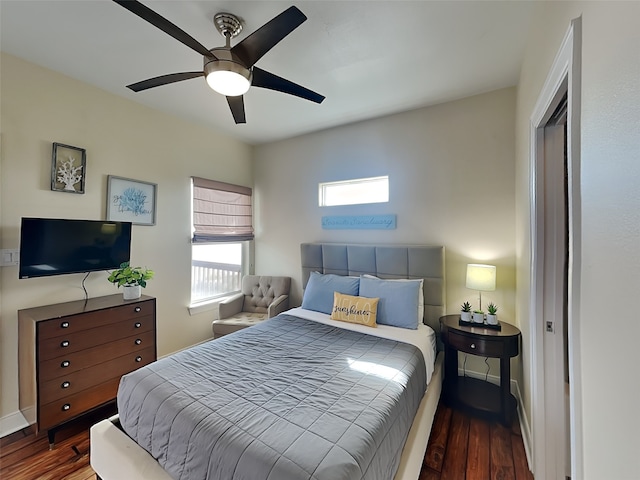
[19,217,132,279]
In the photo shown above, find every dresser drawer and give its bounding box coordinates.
[38,314,154,361]
[19,295,156,438]
[38,299,156,340]
[39,376,122,430]
[39,345,155,404]
[446,330,504,357]
[39,331,155,381]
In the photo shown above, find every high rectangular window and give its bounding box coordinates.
[319,176,389,207]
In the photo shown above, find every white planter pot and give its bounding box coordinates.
[123,285,141,300]
[472,312,485,324]
[486,314,498,325]
[460,311,472,322]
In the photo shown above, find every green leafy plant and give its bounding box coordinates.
[487,303,498,315]
[473,310,484,314]
[461,301,472,312]
[107,261,154,288]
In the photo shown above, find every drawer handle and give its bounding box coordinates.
[134,322,142,328]
[61,321,70,329]
[135,356,142,362]
[470,343,476,349]
[62,404,71,411]
[135,338,142,345]
[61,360,70,368]
[61,381,71,389]
[135,307,141,313]
[60,340,70,348]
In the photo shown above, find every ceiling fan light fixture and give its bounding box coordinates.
[205,59,251,97]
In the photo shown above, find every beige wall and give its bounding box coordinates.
[0,53,252,427]
[515,2,640,478]
[254,87,518,382]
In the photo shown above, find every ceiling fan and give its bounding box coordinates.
[113,0,325,124]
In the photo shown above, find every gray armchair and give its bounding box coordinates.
[212,275,291,338]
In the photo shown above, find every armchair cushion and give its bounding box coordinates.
[213,275,291,338]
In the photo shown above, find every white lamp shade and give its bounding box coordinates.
[466,264,496,291]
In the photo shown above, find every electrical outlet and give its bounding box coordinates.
[1,249,19,266]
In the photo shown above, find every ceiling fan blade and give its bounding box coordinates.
[252,67,325,104]
[226,96,246,124]
[126,72,204,92]
[231,6,306,67]
[113,0,215,59]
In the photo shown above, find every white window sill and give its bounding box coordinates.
[188,301,218,316]
[188,292,238,316]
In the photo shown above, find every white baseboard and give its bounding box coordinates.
[0,409,30,438]
[513,380,533,471]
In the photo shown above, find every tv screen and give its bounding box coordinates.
[19,218,132,279]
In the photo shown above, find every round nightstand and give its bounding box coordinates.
[440,315,521,425]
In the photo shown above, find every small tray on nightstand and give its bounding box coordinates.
[459,318,502,331]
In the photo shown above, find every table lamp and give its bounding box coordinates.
[465,264,496,311]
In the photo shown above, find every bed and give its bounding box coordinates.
[90,243,446,480]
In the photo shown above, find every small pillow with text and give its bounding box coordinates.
[330,292,379,327]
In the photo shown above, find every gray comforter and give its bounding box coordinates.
[117,314,426,480]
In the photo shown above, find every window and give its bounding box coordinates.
[319,176,389,206]
[191,177,253,304]
[191,243,243,304]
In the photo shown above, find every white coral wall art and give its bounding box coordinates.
[51,143,86,194]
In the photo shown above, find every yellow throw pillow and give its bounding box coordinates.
[330,292,379,327]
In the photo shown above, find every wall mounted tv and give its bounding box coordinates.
[19,217,132,279]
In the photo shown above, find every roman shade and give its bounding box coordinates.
[192,177,254,242]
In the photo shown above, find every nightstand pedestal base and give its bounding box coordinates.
[445,376,517,424]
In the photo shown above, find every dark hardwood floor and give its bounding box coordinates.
[0,404,116,480]
[1,402,533,480]
[422,402,533,480]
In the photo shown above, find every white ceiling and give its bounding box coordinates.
[0,1,535,145]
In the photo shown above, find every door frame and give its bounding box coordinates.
[529,17,582,479]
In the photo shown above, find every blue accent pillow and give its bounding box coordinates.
[302,272,360,314]
[359,276,421,329]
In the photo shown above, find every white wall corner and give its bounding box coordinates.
[0,409,30,438]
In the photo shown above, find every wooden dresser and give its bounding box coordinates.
[18,294,156,446]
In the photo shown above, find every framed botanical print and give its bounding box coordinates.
[106,175,157,226]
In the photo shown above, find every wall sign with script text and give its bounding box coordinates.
[321,215,396,230]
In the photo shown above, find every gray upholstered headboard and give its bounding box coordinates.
[300,243,446,344]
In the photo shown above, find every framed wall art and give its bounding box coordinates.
[106,175,157,226]
[51,142,86,194]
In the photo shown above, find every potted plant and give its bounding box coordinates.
[108,261,154,300]
[460,301,472,322]
[486,302,498,325]
[472,309,484,324]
